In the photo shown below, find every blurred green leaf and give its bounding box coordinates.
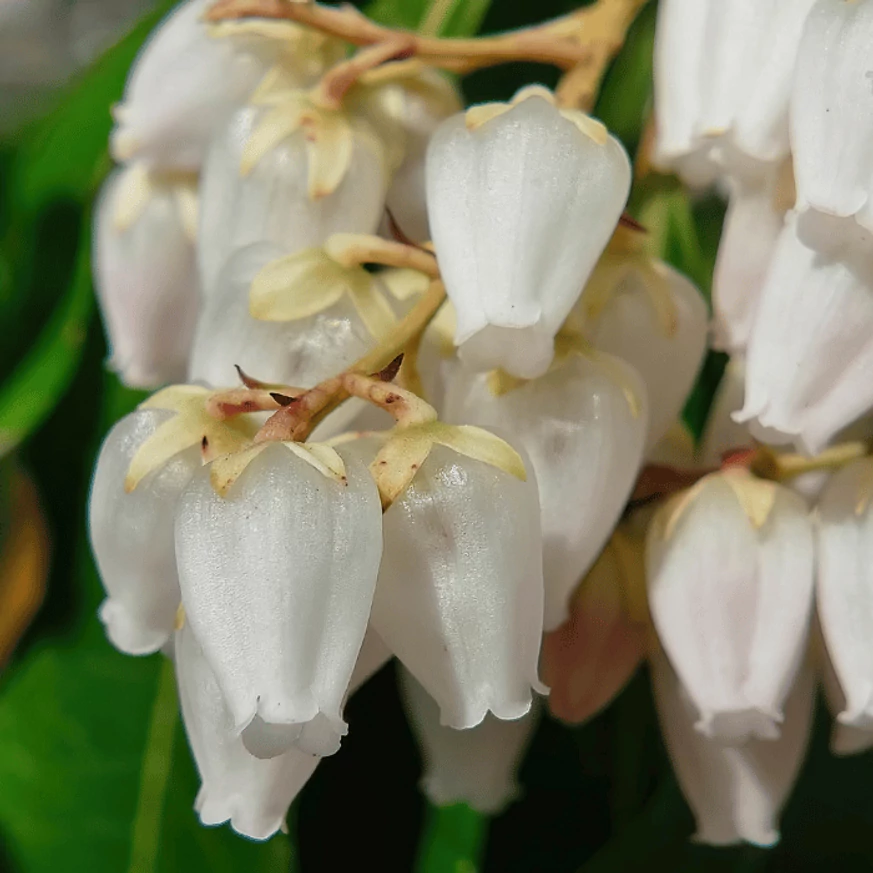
[416,803,488,873]
[0,213,93,459]
[0,379,293,873]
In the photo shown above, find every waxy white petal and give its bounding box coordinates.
[647,473,815,742]
[94,164,200,389]
[175,443,383,757]
[426,94,630,379]
[198,105,387,295]
[739,213,873,454]
[89,409,199,655]
[369,443,546,729]
[653,650,815,847]
[446,353,647,631]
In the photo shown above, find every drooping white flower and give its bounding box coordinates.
[582,262,706,451]
[175,441,383,759]
[188,243,377,390]
[738,212,873,454]
[426,89,630,379]
[370,443,546,729]
[653,648,815,847]
[445,351,647,631]
[816,457,873,733]
[820,634,873,758]
[653,0,817,183]
[399,668,537,814]
[198,103,388,294]
[790,0,873,235]
[699,356,755,467]
[712,170,789,354]
[647,470,815,742]
[94,163,200,389]
[89,409,200,655]
[175,623,390,840]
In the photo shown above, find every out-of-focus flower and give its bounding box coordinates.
[426,88,630,379]
[653,648,815,847]
[647,469,814,742]
[399,667,538,814]
[94,163,201,389]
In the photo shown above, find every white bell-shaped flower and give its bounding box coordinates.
[175,621,319,840]
[713,171,788,354]
[94,163,200,389]
[89,409,200,655]
[175,442,383,758]
[426,90,630,379]
[790,0,873,235]
[647,470,815,742]
[108,0,286,170]
[653,649,815,847]
[188,243,376,389]
[699,356,755,466]
[445,352,647,631]
[198,104,388,294]
[817,457,873,732]
[738,212,873,454]
[653,0,817,181]
[175,622,390,840]
[820,636,873,757]
[584,264,706,451]
[370,443,546,729]
[399,668,537,814]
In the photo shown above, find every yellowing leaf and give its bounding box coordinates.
[126,386,254,492]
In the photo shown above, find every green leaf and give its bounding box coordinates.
[0,213,94,459]
[0,379,293,873]
[415,803,488,873]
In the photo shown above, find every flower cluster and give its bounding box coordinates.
[85,0,873,851]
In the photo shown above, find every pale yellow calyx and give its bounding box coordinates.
[379,267,431,302]
[370,419,527,510]
[722,468,778,530]
[209,439,347,497]
[174,603,186,631]
[659,478,707,541]
[486,369,529,397]
[465,86,607,144]
[173,181,199,243]
[242,92,373,200]
[125,386,256,493]
[249,249,398,340]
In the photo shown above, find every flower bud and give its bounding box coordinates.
[94,163,200,389]
[198,103,388,294]
[399,668,537,814]
[653,649,815,847]
[89,409,200,655]
[647,470,815,742]
[175,623,390,840]
[791,0,873,235]
[370,443,546,729]
[426,90,630,379]
[175,442,383,758]
[446,352,647,631]
[817,457,873,732]
[738,212,873,454]
[653,0,817,181]
[584,263,706,451]
[540,529,647,724]
[188,243,376,390]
